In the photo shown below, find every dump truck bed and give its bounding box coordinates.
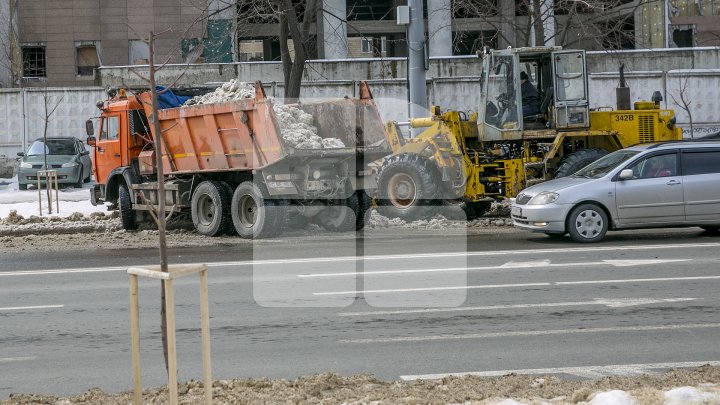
[140,82,389,176]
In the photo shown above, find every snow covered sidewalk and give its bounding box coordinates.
[0,176,110,219]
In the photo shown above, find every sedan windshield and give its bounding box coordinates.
[27,139,76,156]
[572,150,640,179]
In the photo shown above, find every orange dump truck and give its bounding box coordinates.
[85,82,390,238]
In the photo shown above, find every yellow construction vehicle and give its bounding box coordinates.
[376,47,682,220]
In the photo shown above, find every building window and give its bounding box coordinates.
[22,46,46,78]
[76,42,101,76]
[671,24,695,47]
[361,37,386,54]
[181,38,205,63]
[129,40,149,65]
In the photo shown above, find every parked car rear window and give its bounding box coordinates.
[681,150,720,176]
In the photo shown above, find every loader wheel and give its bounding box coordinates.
[191,180,231,237]
[316,193,359,232]
[554,148,608,178]
[231,182,286,239]
[376,154,439,221]
[441,200,492,221]
[567,203,608,243]
[118,184,138,231]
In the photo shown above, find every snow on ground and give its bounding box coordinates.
[0,176,110,219]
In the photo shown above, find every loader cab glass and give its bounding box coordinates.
[484,54,519,131]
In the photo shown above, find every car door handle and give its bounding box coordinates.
[666,180,681,185]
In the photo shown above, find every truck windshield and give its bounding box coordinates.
[572,150,640,179]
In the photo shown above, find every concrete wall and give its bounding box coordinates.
[0,87,105,159]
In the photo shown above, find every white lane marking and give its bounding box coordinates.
[0,267,127,277]
[1,240,716,276]
[299,259,691,278]
[400,360,720,381]
[342,323,720,344]
[315,275,720,296]
[337,298,698,317]
[0,305,64,311]
[0,356,36,364]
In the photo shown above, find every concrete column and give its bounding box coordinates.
[318,0,347,59]
[408,0,428,122]
[0,0,14,87]
[499,0,517,48]
[427,0,452,57]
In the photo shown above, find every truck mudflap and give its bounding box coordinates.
[90,183,105,206]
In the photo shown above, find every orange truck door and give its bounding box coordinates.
[94,114,122,185]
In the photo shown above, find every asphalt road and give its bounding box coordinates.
[1,227,720,398]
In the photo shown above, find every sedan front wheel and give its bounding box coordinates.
[567,203,608,243]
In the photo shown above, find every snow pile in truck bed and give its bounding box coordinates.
[184,79,345,150]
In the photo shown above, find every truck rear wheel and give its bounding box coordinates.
[191,180,231,237]
[316,193,359,232]
[554,148,608,178]
[355,190,372,231]
[230,182,286,239]
[376,154,439,221]
[118,184,138,231]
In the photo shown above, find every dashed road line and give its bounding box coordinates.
[0,305,64,311]
[342,323,720,344]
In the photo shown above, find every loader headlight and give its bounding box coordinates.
[528,192,559,205]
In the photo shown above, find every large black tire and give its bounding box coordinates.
[118,184,138,231]
[219,182,238,236]
[316,193,359,232]
[376,154,439,221]
[442,200,492,221]
[355,190,372,231]
[566,203,608,243]
[554,148,609,178]
[230,182,286,239]
[701,226,720,235]
[191,180,231,237]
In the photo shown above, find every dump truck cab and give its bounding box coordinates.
[86,89,151,205]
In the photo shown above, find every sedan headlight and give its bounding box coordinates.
[19,162,33,169]
[61,161,79,168]
[528,191,559,205]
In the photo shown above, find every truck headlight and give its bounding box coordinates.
[20,162,33,169]
[61,162,79,168]
[528,192,559,205]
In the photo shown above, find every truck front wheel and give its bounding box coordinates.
[554,149,608,178]
[191,180,231,237]
[118,184,138,231]
[230,182,285,239]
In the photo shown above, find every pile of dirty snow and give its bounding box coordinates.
[184,79,345,150]
[2,366,720,405]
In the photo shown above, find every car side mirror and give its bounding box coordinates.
[86,136,96,146]
[81,150,90,156]
[85,119,94,136]
[17,152,24,157]
[619,169,634,180]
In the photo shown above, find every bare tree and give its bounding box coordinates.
[668,73,694,139]
[40,90,63,214]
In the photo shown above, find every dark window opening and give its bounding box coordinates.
[22,46,46,78]
[672,26,695,47]
[600,17,635,49]
[76,45,100,76]
[347,0,393,21]
[454,0,499,17]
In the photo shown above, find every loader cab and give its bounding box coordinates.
[478,47,590,142]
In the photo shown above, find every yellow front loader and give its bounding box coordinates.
[376,47,682,221]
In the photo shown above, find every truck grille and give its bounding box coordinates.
[638,114,655,143]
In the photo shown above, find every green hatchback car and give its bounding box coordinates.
[17,137,93,190]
